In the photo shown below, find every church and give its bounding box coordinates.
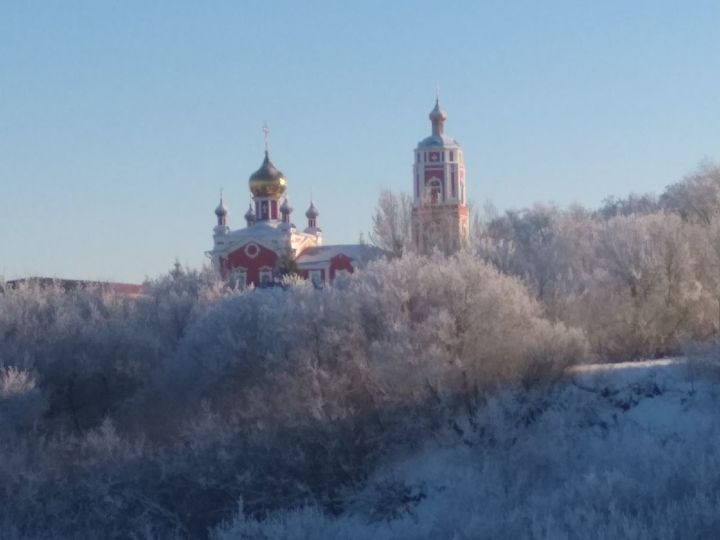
[207,99,469,287]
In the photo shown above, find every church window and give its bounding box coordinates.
[450,151,454,161]
[259,268,273,284]
[230,268,247,289]
[428,178,442,204]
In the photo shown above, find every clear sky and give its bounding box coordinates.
[1,1,719,283]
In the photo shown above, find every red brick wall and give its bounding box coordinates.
[221,242,278,286]
[329,254,354,280]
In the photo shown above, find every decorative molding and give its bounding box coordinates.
[244,243,260,259]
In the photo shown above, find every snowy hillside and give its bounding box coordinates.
[215,359,720,540]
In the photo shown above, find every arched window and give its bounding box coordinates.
[427,178,442,204]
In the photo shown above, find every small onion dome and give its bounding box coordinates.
[249,150,287,198]
[429,98,447,122]
[305,201,319,219]
[280,198,293,214]
[244,203,256,221]
[215,199,228,217]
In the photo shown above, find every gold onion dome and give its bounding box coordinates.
[249,150,287,198]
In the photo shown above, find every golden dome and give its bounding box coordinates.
[249,151,287,198]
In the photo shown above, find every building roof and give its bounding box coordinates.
[210,219,322,260]
[3,278,144,296]
[296,244,390,267]
[228,219,288,237]
[417,133,460,148]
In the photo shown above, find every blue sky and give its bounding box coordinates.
[1,1,719,282]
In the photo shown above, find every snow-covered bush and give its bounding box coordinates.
[475,201,715,361]
[0,256,588,539]
[0,366,45,435]
[213,363,720,540]
[165,252,586,435]
[6,246,720,539]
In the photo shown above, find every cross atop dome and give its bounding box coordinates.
[262,121,270,152]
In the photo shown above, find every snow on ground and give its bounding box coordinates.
[572,357,681,375]
[215,358,720,539]
[571,358,717,436]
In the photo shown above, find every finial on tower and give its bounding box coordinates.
[214,189,229,226]
[429,94,447,136]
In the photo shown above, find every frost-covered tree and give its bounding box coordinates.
[474,204,591,316]
[661,162,720,225]
[599,192,660,219]
[474,197,716,361]
[369,190,412,256]
[583,213,702,359]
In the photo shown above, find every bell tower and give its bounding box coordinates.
[411,99,469,254]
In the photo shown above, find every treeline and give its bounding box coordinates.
[373,162,720,361]
[475,163,720,361]
[0,255,581,539]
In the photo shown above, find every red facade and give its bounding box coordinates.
[329,254,354,280]
[221,242,278,285]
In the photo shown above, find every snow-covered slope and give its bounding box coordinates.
[571,359,716,439]
[215,359,720,540]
